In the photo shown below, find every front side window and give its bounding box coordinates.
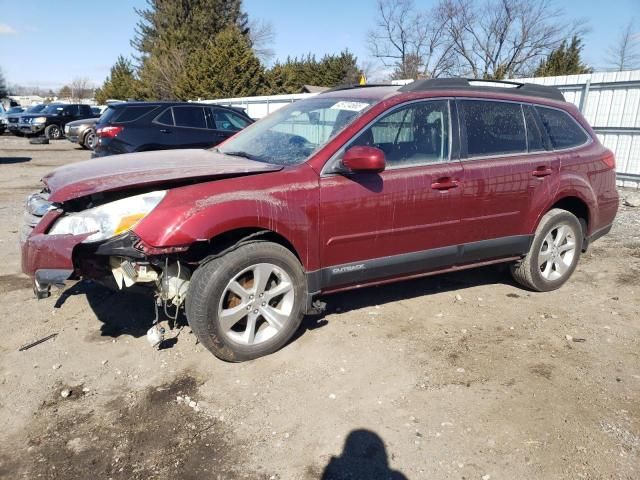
[348,100,450,167]
[173,106,207,129]
[208,108,251,131]
[218,97,375,165]
[535,106,589,150]
[462,100,526,157]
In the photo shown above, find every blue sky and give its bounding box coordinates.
[0,0,638,90]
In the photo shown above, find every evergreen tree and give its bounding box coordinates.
[534,36,593,77]
[265,51,359,94]
[174,26,266,99]
[132,0,249,99]
[95,56,139,104]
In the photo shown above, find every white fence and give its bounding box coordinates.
[200,93,318,120]
[517,70,640,187]
[203,71,640,186]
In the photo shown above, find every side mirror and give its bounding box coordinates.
[342,146,385,173]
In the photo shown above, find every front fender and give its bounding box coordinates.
[133,166,321,270]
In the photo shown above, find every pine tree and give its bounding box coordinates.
[132,0,249,99]
[174,26,266,99]
[534,36,593,77]
[95,56,139,104]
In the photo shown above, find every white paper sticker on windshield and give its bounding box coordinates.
[330,101,369,112]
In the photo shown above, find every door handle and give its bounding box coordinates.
[160,129,172,134]
[532,166,553,177]
[431,177,459,190]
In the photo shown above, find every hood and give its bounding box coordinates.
[44,149,283,202]
[21,114,59,120]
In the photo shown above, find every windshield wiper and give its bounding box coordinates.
[221,150,266,162]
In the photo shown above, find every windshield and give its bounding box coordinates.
[218,97,374,165]
[43,104,64,114]
[7,107,23,114]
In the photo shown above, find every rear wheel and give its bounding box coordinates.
[511,208,583,292]
[45,124,62,140]
[185,242,306,362]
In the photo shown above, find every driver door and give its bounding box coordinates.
[318,99,465,290]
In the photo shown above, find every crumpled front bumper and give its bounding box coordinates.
[20,209,89,298]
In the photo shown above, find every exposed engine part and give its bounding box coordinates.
[159,260,191,307]
[110,256,159,289]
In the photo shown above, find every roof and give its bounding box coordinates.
[301,85,330,93]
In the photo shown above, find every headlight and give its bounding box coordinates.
[32,117,47,124]
[49,190,166,242]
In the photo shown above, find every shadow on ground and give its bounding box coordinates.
[321,429,408,480]
[0,157,31,164]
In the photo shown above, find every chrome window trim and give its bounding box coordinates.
[320,98,454,177]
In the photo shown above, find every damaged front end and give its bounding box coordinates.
[21,189,193,312]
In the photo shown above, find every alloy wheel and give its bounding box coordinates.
[538,224,577,281]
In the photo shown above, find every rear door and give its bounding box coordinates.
[166,106,212,149]
[457,99,559,257]
[319,99,465,290]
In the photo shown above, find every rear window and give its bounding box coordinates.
[462,100,526,157]
[113,105,158,123]
[535,106,589,150]
[523,105,546,152]
[98,106,119,124]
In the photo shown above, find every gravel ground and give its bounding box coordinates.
[0,137,639,480]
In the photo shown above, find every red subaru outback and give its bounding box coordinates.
[21,79,618,361]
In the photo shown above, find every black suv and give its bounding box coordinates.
[92,101,253,157]
[19,104,97,139]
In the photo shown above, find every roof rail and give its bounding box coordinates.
[398,78,565,102]
[322,83,396,94]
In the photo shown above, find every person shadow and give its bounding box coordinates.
[321,429,408,480]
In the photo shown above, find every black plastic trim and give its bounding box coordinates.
[307,235,533,291]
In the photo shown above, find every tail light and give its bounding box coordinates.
[96,125,123,138]
[603,150,616,170]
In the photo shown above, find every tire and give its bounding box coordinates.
[511,208,583,292]
[29,137,49,145]
[45,124,62,140]
[186,242,306,362]
[82,129,97,150]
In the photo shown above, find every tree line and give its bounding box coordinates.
[95,0,360,103]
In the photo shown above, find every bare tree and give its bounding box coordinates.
[249,19,275,65]
[137,46,186,99]
[606,20,640,71]
[367,0,456,80]
[440,0,585,79]
[69,77,94,101]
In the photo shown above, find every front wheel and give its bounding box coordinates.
[45,124,62,140]
[511,208,583,292]
[185,242,306,362]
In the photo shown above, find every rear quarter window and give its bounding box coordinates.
[461,100,527,157]
[535,106,589,150]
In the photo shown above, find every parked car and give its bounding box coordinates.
[92,101,253,157]
[0,106,25,134]
[6,104,47,136]
[21,79,618,361]
[18,103,98,139]
[65,117,98,149]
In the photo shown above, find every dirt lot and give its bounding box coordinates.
[0,136,638,480]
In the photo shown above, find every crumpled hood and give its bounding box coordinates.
[44,149,283,202]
